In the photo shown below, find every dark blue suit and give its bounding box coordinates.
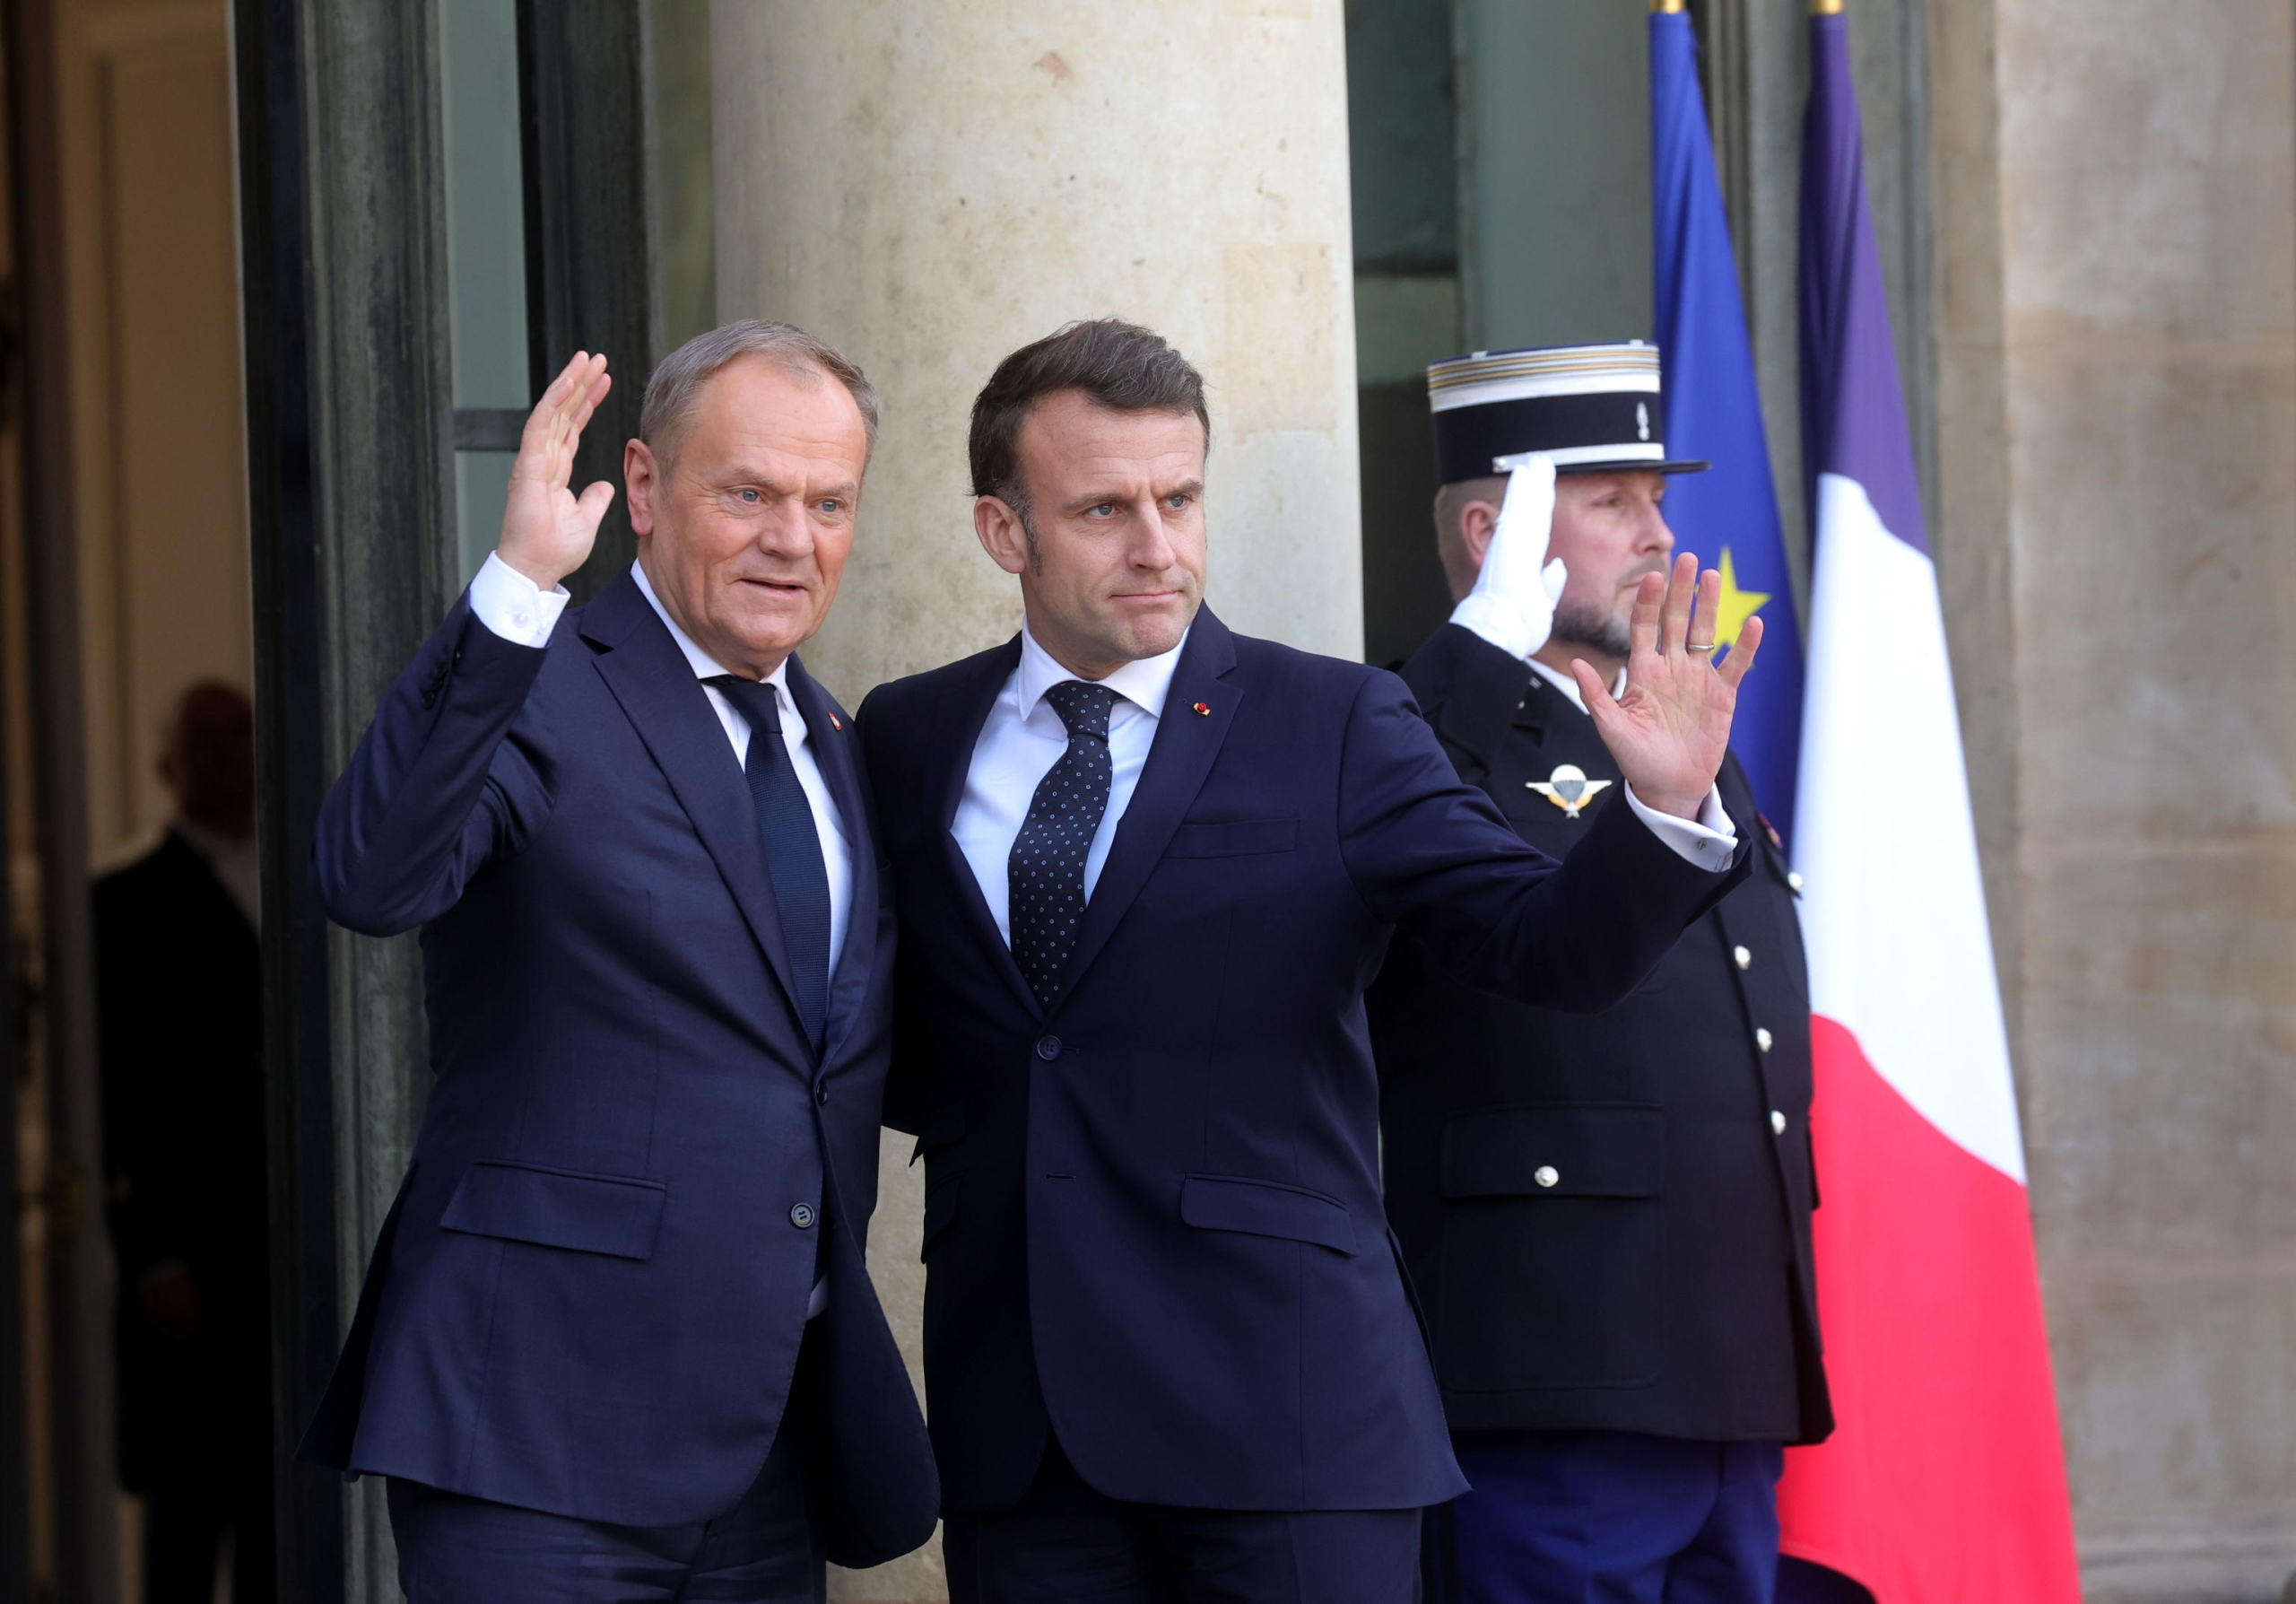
[857,607,1744,1571]
[299,573,936,1575]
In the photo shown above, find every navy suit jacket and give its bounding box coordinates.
[858,606,1745,1514]
[299,573,935,1565]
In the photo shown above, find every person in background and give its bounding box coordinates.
[1370,343,1831,1604]
[95,680,274,1603]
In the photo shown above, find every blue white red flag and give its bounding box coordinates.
[1777,13,2082,1603]
[1648,5,1805,842]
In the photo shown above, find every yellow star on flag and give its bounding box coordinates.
[1711,547,1770,649]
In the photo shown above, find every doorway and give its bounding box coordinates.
[4,0,257,1600]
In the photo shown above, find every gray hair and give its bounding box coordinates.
[639,318,880,470]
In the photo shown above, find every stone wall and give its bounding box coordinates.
[1936,3,2296,1597]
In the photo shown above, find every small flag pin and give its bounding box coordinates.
[1192,702,1211,716]
[830,714,843,731]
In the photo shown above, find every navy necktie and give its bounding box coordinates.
[709,676,831,1050]
[1009,680,1120,1008]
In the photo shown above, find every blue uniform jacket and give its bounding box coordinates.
[857,606,1746,1514]
[297,573,936,1566]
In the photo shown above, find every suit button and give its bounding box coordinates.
[814,1084,831,1106]
[1035,1035,1062,1061]
[1534,1165,1560,1189]
[1734,945,1752,971]
[789,1203,815,1229]
[1771,1110,1788,1136]
[1755,1027,1774,1053]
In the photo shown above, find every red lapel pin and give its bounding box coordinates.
[1192,702,1210,716]
[830,714,843,730]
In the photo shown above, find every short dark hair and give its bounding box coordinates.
[968,318,1210,519]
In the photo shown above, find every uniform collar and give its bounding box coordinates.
[1523,654,1627,716]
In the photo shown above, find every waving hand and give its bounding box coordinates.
[1572,554,1763,820]
[496,351,615,590]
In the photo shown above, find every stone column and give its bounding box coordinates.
[1935,3,2296,1597]
[712,5,1361,1597]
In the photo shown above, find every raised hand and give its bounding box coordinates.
[1573,554,1763,820]
[1452,455,1570,655]
[497,351,615,589]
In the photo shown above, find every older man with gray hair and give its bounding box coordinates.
[298,322,936,1601]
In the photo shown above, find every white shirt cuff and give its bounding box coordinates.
[1448,590,1537,661]
[467,552,570,648]
[1622,782,1739,872]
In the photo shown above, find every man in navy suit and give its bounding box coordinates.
[857,319,1767,1604]
[302,325,935,1601]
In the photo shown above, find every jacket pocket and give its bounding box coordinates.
[1179,1173,1356,1254]
[439,1160,667,1260]
[1435,1104,1665,1392]
[1441,1103,1663,1199]
[1166,817,1299,858]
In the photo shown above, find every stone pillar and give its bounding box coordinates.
[712,5,1361,1597]
[1935,3,2296,1597]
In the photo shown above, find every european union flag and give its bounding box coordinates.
[1648,7,1806,845]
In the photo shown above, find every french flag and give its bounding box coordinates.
[1777,10,2083,1602]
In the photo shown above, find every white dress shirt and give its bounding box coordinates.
[952,626,1185,944]
[467,552,855,970]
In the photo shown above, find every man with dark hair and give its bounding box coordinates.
[857,318,1765,1603]
[96,681,273,1603]
[300,327,935,1602]
[1370,343,1829,1604]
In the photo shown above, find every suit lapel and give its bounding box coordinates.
[1057,609,1241,1004]
[930,637,1043,1020]
[785,655,876,1061]
[580,576,808,1049]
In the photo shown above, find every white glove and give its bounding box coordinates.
[1449,455,1570,658]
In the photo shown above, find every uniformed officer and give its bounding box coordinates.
[1370,343,1832,1604]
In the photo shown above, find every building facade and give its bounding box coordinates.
[0,3,2290,1601]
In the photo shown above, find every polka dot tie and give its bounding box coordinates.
[1009,680,1120,1008]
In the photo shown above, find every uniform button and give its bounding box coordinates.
[1734,945,1752,971]
[1755,1027,1775,1053]
[789,1203,815,1229]
[1534,1165,1560,1189]
[1787,871,1805,892]
[1035,1035,1062,1061]
[1771,1109,1788,1136]
[510,609,529,627]
[814,1084,831,1106]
